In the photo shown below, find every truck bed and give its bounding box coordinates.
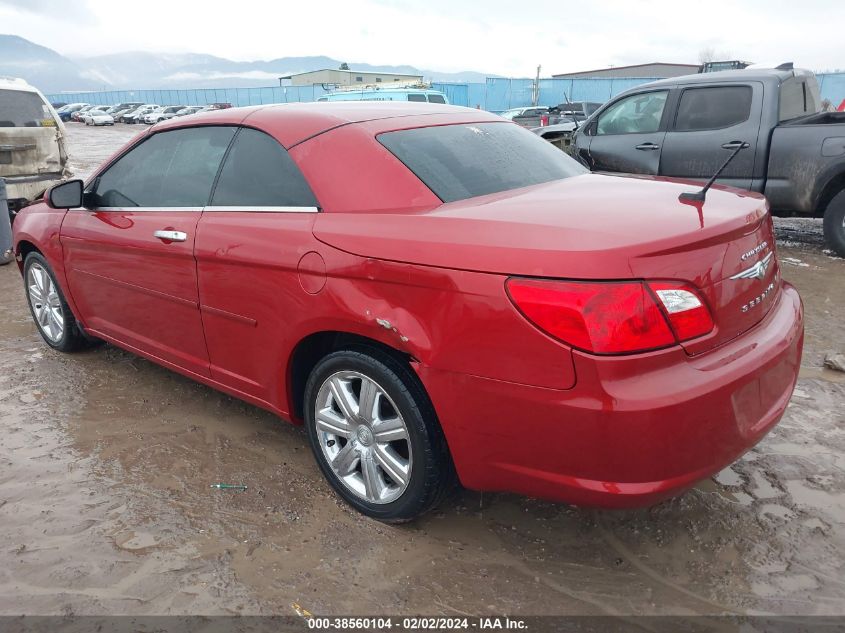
[780,111,845,126]
[764,115,845,214]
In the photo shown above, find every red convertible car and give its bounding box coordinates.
[13,102,803,521]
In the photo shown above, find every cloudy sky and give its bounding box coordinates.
[1,0,842,76]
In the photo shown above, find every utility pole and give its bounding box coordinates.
[533,65,541,106]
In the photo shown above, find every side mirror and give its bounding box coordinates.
[46,179,84,209]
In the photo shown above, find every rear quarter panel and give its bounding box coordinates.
[194,210,577,417]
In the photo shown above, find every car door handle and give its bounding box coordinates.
[153,230,187,242]
[635,142,660,150]
[721,141,747,150]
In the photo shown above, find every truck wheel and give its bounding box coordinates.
[823,190,845,258]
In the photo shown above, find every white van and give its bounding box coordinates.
[317,87,449,104]
[0,77,70,215]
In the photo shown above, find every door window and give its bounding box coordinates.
[209,127,318,208]
[596,91,669,135]
[91,126,236,208]
[674,86,752,131]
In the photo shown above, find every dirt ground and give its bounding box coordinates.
[0,123,843,617]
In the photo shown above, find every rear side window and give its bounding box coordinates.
[674,86,753,131]
[0,89,53,127]
[210,127,318,208]
[93,126,236,207]
[427,94,446,104]
[378,122,586,203]
[407,94,427,102]
[779,77,821,121]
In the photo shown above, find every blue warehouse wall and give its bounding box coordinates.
[47,73,845,112]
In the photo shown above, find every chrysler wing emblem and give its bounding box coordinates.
[730,252,774,281]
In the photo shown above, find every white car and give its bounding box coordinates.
[172,106,203,118]
[120,104,158,124]
[81,106,114,126]
[143,105,187,124]
[84,111,115,126]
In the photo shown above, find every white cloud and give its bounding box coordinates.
[1,0,843,76]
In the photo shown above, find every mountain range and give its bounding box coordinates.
[0,34,497,93]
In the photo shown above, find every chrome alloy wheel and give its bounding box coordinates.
[314,371,412,504]
[27,263,64,343]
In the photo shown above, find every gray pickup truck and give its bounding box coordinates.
[571,66,845,256]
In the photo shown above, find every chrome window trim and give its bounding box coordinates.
[203,206,320,213]
[90,206,205,212]
[76,206,319,213]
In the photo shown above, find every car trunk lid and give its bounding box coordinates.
[314,173,781,353]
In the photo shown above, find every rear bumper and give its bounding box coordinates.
[418,283,804,507]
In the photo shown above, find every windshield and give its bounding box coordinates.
[0,89,56,127]
[378,122,587,203]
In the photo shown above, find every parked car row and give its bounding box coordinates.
[54,102,231,126]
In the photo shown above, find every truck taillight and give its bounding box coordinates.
[506,278,713,354]
[540,115,549,126]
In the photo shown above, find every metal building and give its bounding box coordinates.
[280,69,424,87]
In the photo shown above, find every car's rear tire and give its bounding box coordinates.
[823,190,845,258]
[23,252,92,353]
[304,349,454,522]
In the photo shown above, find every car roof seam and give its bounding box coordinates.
[285,111,471,150]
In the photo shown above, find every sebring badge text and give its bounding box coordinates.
[742,281,776,313]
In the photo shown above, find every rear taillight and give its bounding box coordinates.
[506,278,713,354]
[648,281,714,342]
[540,115,549,126]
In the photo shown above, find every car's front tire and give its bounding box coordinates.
[304,349,454,522]
[823,189,845,258]
[23,252,92,352]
